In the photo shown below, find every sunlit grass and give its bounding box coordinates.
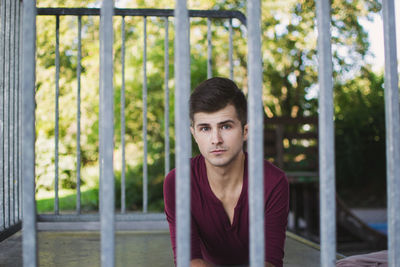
[36,188,99,213]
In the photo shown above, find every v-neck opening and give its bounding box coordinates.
[201,154,248,229]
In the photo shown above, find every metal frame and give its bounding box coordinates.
[3,3,396,267]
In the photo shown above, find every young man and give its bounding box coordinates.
[164,77,289,267]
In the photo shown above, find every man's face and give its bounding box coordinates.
[190,104,248,168]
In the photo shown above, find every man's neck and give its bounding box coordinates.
[205,151,245,194]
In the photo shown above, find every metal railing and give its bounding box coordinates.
[34,7,245,218]
[30,4,245,267]
[0,0,395,267]
[0,0,23,242]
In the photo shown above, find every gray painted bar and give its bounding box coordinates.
[382,0,400,266]
[174,0,191,266]
[99,0,115,266]
[9,0,15,226]
[22,0,38,266]
[0,0,6,232]
[36,8,247,26]
[164,17,170,176]
[13,0,20,223]
[54,15,60,215]
[76,15,82,215]
[247,0,265,265]
[229,18,233,80]
[4,0,10,229]
[121,16,126,214]
[316,0,336,266]
[18,0,23,221]
[207,18,212,79]
[142,16,148,213]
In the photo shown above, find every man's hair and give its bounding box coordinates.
[189,77,247,127]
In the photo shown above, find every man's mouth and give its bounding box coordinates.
[210,149,226,154]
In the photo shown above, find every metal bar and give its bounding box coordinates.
[54,15,60,215]
[18,0,23,221]
[99,0,115,266]
[12,0,18,225]
[4,0,11,230]
[142,16,148,213]
[207,18,212,79]
[0,0,6,232]
[37,212,166,222]
[76,15,82,215]
[382,0,400,266]
[174,0,191,265]
[14,0,20,223]
[22,0,38,265]
[164,17,170,176]
[36,8,247,25]
[229,18,233,80]
[120,16,126,214]
[316,0,336,266]
[247,0,264,265]
[9,0,15,226]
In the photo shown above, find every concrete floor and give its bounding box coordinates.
[0,227,321,267]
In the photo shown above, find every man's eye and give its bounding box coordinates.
[200,127,210,132]
[221,125,231,130]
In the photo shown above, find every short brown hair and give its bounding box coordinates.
[189,77,247,127]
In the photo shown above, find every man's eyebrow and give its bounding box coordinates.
[195,120,235,127]
[195,123,210,128]
[217,119,235,125]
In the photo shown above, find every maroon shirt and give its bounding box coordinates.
[163,153,289,266]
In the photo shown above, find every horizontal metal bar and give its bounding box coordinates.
[37,213,166,222]
[36,8,247,25]
[37,221,169,231]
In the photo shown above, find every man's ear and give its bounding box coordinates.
[243,124,249,141]
[190,126,195,138]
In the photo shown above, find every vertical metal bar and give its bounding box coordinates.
[99,0,115,266]
[207,18,212,79]
[14,0,20,223]
[228,18,233,80]
[382,1,400,266]
[174,0,191,265]
[247,0,265,265]
[120,16,126,214]
[164,17,170,176]
[142,16,148,213]
[22,0,38,265]
[54,15,60,215]
[4,0,11,229]
[9,0,15,226]
[18,0,23,221]
[76,15,82,215]
[316,0,336,266]
[0,0,6,232]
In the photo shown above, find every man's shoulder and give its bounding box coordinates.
[262,159,287,186]
[164,154,204,182]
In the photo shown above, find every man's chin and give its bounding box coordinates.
[205,157,230,168]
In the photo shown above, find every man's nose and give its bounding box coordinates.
[211,128,223,144]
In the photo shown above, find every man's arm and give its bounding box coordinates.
[164,169,204,264]
[264,173,290,267]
